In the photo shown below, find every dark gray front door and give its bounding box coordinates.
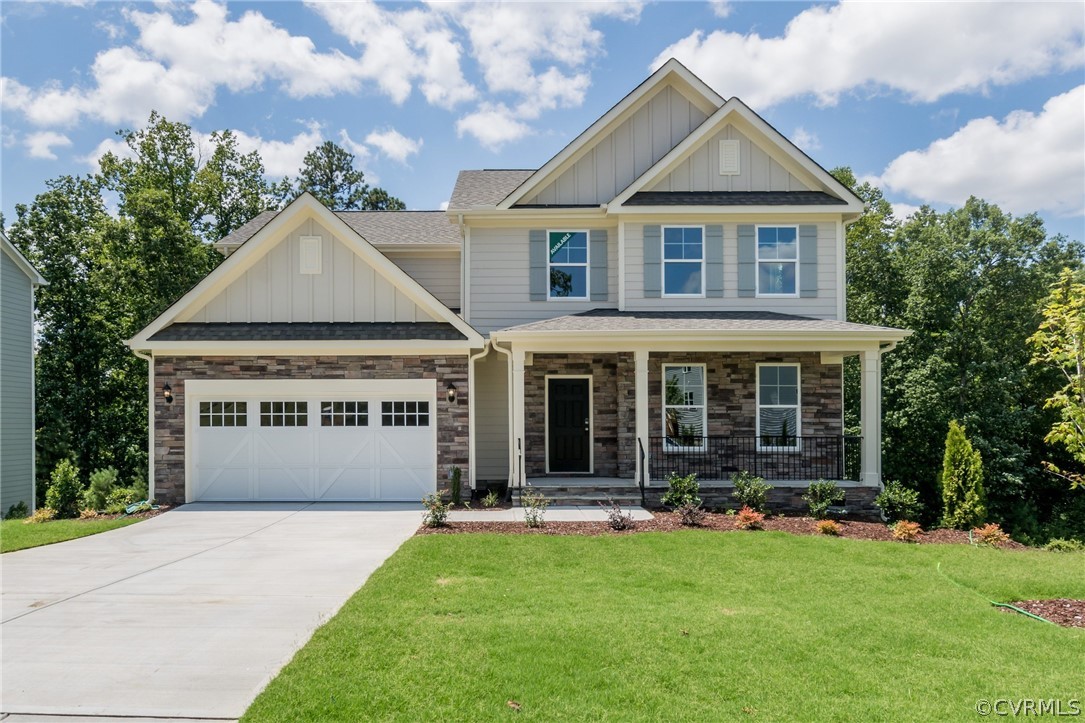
[548,378,590,473]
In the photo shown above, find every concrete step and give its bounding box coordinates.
[516,492,643,507]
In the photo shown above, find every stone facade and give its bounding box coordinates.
[643,484,880,521]
[152,355,469,506]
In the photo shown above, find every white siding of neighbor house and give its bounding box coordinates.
[474,351,509,482]
[383,250,461,311]
[1,250,36,513]
[522,85,710,206]
[625,221,839,318]
[180,219,437,324]
[649,124,813,193]
[468,226,618,335]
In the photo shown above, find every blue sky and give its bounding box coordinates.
[2,1,1083,241]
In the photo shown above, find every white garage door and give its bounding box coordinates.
[186,380,437,502]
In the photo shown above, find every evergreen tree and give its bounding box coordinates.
[941,420,986,529]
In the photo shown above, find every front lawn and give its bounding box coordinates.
[1,516,142,553]
[245,532,1084,722]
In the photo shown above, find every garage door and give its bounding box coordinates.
[186,380,437,502]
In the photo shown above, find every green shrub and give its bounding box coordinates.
[874,481,921,523]
[482,490,500,508]
[1043,538,1085,552]
[421,494,451,528]
[940,420,986,529]
[83,467,120,511]
[106,487,141,509]
[732,470,772,512]
[803,480,844,519]
[521,486,549,528]
[449,466,462,506]
[23,507,57,524]
[45,459,82,519]
[5,501,29,520]
[662,472,701,508]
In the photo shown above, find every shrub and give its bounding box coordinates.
[941,420,986,529]
[45,459,82,519]
[600,499,635,531]
[892,520,922,542]
[972,523,1010,547]
[79,508,100,519]
[816,519,841,536]
[421,494,451,528]
[106,487,140,509]
[1043,538,1085,552]
[733,505,764,530]
[521,486,549,528]
[482,490,500,508]
[677,502,707,527]
[449,466,462,506]
[662,472,701,508]
[24,507,57,524]
[732,470,772,513]
[5,501,29,520]
[803,480,844,519]
[83,467,120,512]
[874,481,921,523]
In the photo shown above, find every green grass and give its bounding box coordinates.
[245,532,1084,722]
[1,516,142,553]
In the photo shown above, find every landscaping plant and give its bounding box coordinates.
[941,420,986,529]
[23,507,57,525]
[5,501,29,520]
[79,508,100,519]
[600,499,635,531]
[803,480,844,519]
[891,520,922,542]
[45,459,82,519]
[972,523,1011,547]
[733,505,765,530]
[732,470,772,512]
[421,494,451,528]
[661,472,701,508]
[816,519,842,536]
[521,486,549,528]
[677,502,707,527]
[83,467,120,511]
[449,466,462,506]
[874,481,921,523]
[1043,538,1085,552]
[482,490,500,508]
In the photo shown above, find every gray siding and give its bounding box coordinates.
[383,250,461,311]
[474,351,509,482]
[1,250,36,512]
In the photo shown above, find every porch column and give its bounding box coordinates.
[635,350,649,485]
[511,347,527,489]
[860,348,882,486]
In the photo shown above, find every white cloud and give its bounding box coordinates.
[877,86,1085,218]
[365,128,422,164]
[791,126,820,151]
[439,200,449,211]
[456,103,533,151]
[890,202,922,220]
[653,3,1084,108]
[24,131,71,160]
[708,0,732,19]
[337,129,372,163]
[232,123,326,179]
[78,137,135,168]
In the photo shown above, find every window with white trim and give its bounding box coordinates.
[663,226,704,296]
[663,365,706,449]
[260,401,308,427]
[757,364,800,449]
[756,226,798,296]
[199,401,247,427]
[321,401,368,427]
[381,401,430,427]
[548,230,588,299]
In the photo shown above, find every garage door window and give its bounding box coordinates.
[199,401,247,427]
[260,401,309,427]
[381,401,430,427]
[321,401,368,427]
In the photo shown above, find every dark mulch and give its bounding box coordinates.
[95,505,172,521]
[1001,599,1085,628]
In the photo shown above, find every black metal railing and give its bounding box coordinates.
[648,436,862,482]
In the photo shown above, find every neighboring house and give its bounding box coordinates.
[1,232,47,515]
[128,60,908,512]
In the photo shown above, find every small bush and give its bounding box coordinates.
[941,420,986,529]
[521,486,549,528]
[600,499,635,531]
[892,520,922,542]
[421,493,451,528]
[482,490,500,508]
[816,519,841,536]
[5,501,29,520]
[83,467,120,511]
[79,508,100,519]
[1043,538,1085,552]
[875,481,921,523]
[803,480,844,519]
[106,487,140,509]
[733,505,765,530]
[662,472,701,508]
[23,507,57,524]
[449,466,462,506]
[732,471,772,512]
[45,459,82,519]
[972,522,1010,547]
[677,502,707,527]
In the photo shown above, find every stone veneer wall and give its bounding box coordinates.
[152,355,469,506]
[642,484,880,520]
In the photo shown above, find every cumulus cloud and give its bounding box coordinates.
[365,128,422,164]
[78,137,135,168]
[790,127,820,151]
[708,0,732,19]
[877,86,1085,218]
[24,131,72,160]
[653,2,1084,108]
[231,123,327,178]
[456,103,533,151]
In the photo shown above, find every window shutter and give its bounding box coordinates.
[737,225,756,297]
[529,229,547,301]
[705,225,724,298]
[590,229,608,301]
[643,225,661,298]
[799,224,818,298]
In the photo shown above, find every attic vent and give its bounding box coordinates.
[299,236,322,274]
[719,139,740,176]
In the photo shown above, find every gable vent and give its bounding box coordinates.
[299,236,322,274]
[719,139,740,176]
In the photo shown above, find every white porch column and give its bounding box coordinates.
[635,350,649,485]
[511,347,527,489]
[860,348,883,486]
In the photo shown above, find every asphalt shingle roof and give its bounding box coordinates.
[215,211,461,249]
[448,170,535,209]
[149,322,467,342]
[495,309,902,335]
[624,191,847,206]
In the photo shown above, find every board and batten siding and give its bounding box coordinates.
[1,250,36,512]
[468,226,618,335]
[180,219,438,324]
[521,85,710,207]
[473,351,510,482]
[625,222,839,318]
[383,251,461,311]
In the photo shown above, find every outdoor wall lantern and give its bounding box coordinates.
[162,382,174,404]
[446,383,457,404]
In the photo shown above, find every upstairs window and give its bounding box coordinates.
[757,364,800,450]
[663,226,704,297]
[548,230,588,299]
[757,226,798,296]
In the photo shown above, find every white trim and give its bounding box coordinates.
[544,374,594,475]
[298,235,322,274]
[546,229,590,301]
[755,363,802,452]
[462,222,471,322]
[661,363,707,451]
[661,224,706,298]
[1,231,47,286]
[467,342,491,489]
[131,340,474,356]
[755,224,800,298]
[718,139,740,175]
[617,220,627,311]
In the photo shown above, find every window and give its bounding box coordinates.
[663,226,704,296]
[199,401,247,427]
[260,401,308,427]
[757,226,798,296]
[663,365,706,449]
[381,401,430,427]
[757,364,800,450]
[548,230,588,299]
[321,401,368,427]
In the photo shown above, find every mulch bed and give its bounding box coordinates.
[1001,599,1085,628]
[92,505,172,521]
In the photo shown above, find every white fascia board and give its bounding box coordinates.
[138,340,476,356]
[488,335,903,355]
[457,207,609,225]
[610,205,864,216]
[185,378,437,397]
[491,328,911,347]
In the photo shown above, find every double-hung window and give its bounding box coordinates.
[663,364,706,449]
[757,364,800,450]
[548,230,588,299]
[662,226,704,296]
[757,226,798,296]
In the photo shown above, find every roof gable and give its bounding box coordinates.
[1,232,47,286]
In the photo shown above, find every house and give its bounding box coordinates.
[2,231,47,515]
[127,60,908,512]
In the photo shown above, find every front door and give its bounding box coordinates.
[548,378,591,473]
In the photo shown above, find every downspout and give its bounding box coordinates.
[491,340,516,491]
[131,348,155,502]
[467,340,491,491]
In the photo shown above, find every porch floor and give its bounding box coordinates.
[526,476,635,488]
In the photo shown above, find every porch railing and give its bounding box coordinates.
[648,436,861,482]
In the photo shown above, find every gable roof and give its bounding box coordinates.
[448,170,535,210]
[1,231,47,286]
[215,210,461,252]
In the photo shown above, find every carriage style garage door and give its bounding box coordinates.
[186,379,437,502]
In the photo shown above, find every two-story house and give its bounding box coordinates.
[128,60,908,512]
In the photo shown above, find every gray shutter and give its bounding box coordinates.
[799,224,818,298]
[590,229,608,301]
[643,225,661,298]
[529,229,547,301]
[737,224,756,297]
[705,225,723,298]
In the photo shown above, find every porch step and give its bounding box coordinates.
[515,490,644,507]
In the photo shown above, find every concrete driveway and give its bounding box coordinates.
[1,503,421,721]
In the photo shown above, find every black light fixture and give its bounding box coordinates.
[162,382,174,404]
[446,382,457,404]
